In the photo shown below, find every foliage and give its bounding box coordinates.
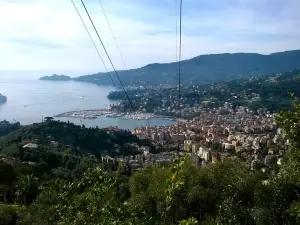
[290,202,300,223]
[20,167,141,225]
[15,174,39,205]
[179,218,198,225]
[3,152,300,225]
[276,93,300,148]
[0,204,23,225]
[0,162,16,186]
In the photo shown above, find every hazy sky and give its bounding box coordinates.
[0,0,299,78]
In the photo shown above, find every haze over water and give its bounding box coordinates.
[0,77,174,130]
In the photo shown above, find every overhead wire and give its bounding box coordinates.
[71,0,117,88]
[78,0,143,127]
[177,0,183,152]
[97,0,146,99]
[175,0,179,153]
[97,0,128,73]
[97,0,148,128]
[175,0,178,65]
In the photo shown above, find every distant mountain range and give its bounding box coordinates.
[40,50,300,86]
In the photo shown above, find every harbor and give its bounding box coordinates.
[55,109,111,119]
[54,109,175,121]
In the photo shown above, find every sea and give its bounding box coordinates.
[0,78,174,130]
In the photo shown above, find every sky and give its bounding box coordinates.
[0,0,299,78]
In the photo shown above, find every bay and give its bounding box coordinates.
[0,79,174,130]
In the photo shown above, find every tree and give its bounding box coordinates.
[15,174,39,205]
[21,167,119,224]
[0,161,16,203]
[261,93,300,224]
[18,145,24,161]
[0,162,16,186]
[44,117,54,122]
[0,204,22,225]
[20,179,69,225]
[65,158,76,170]
[276,93,300,149]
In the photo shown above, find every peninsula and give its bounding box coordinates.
[0,93,7,104]
[39,74,72,81]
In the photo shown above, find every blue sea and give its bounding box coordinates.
[0,78,174,130]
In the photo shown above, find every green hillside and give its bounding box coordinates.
[74,50,300,86]
[0,120,141,159]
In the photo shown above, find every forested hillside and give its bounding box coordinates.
[0,120,143,183]
[40,50,300,87]
[74,50,300,86]
[0,120,142,158]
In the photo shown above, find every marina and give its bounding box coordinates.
[54,109,175,121]
[55,109,111,119]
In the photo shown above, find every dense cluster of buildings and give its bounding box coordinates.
[130,104,287,170]
[108,79,272,120]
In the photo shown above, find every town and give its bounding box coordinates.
[55,71,297,171]
[108,70,300,119]
[98,102,284,172]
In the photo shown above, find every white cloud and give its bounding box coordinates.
[0,0,299,77]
